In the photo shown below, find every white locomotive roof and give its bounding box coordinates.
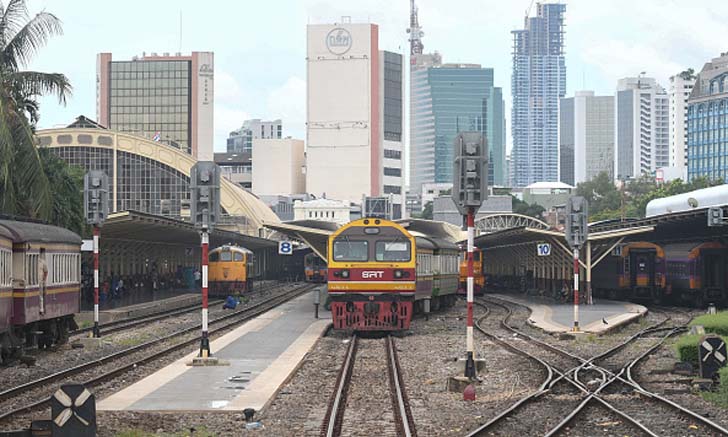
[645,184,728,217]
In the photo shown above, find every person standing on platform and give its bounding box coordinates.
[38,248,48,315]
[194,268,201,289]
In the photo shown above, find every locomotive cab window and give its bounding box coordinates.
[209,252,220,262]
[375,240,411,262]
[220,251,233,262]
[333,240,368,261]
[234,252,244,262]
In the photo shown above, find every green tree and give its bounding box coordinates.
[421,201,433,220]
[511,196,545,218]
[38,149,84,234]
[575,172,620,217]
[0,0,72,220]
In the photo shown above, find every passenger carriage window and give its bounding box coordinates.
[209,252,220,262]
[375,240,411,262]
[333,240,368,262]
[234,252,244,262]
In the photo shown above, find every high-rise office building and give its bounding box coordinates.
[407,0,506,191]
[306,20,405,218]
[614,77,669,180]
[669,72,696,171]
[227,119,283,154]
[410,64,504,191]
[687,52,728,181]
[96,52,214,160]
[511,3,566,187]
[559,91,614,185]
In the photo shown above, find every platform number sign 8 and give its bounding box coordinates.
[537,243,551,257]
[278,241,293,256]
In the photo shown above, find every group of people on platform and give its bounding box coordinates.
[82,265,193,306]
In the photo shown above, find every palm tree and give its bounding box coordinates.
[0,0,71,220]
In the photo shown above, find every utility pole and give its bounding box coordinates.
[453,132,488,379]
[84,171,109,338]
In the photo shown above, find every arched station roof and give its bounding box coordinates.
[36,128,280,234]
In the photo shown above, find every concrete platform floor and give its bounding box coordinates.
[97,292,330,412]
[76,292,200,324]
[491,293,646,334]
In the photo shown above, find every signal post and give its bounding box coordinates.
[565,196,589,332]
[84,171,109,338]
[190,162,221,363]
[452,132,488,381]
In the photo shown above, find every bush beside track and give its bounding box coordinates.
[690,311,728,336]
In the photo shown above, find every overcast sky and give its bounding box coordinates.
[27,0,728,153]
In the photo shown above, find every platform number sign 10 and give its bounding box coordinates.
[537,243,551,257]
[278,241,293,256]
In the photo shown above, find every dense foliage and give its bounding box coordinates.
[0,0,76,229]
[575,172,723,221]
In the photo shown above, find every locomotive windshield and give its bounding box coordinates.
[333,239,368,261]
[375,240,411,262]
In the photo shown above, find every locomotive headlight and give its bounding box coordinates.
[341,270,350,279]
[394,270,403,279]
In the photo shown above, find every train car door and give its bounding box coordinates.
[630,249,655,288]
[702,249,726,290]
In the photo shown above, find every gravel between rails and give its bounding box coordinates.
[0,282,297,393]
[340,337,398,437]
[554,402,650,437]
[0,283,311,432]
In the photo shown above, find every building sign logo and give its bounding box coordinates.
[199,64,213,105]
[326,27,352,55]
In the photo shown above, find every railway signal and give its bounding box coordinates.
[699,334,727,379]
[452,132,487,380]
[190,162,221,359]
[708,206,726,227]
[84,171,109,338]
[565,196,588,332]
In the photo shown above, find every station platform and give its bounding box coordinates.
[97,292,330,412]
[490,293,647,334]
[76,291,200,324]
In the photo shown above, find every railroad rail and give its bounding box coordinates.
[467,297,728,436]
[72,280,283,337]
[321,334,417,437]
[0,282,315,424]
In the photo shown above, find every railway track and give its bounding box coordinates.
[321,334,416,437]
[0,282,315,425]
[72,280,283,337]
[467,296,728,437]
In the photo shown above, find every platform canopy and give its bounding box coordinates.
[262,220,338,260]
[103,210,277,250]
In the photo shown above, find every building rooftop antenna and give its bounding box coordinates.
[407,0,424,56]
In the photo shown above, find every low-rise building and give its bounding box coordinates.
[522,182,574,211]
[293,198,350,225]
[215,152,251,189]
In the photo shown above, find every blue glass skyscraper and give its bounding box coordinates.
[410,64,505,191]
[511,3,566,187]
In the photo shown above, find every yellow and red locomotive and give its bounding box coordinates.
[327,218,458,331]
[304,252,327,283]
[458,247,485,296]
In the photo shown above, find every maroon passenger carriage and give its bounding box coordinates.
[0,219,81,363]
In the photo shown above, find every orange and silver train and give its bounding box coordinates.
[304,252,327,283]
[327,218,459,331]
[208,245,254,296]
[458,247,485,296]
